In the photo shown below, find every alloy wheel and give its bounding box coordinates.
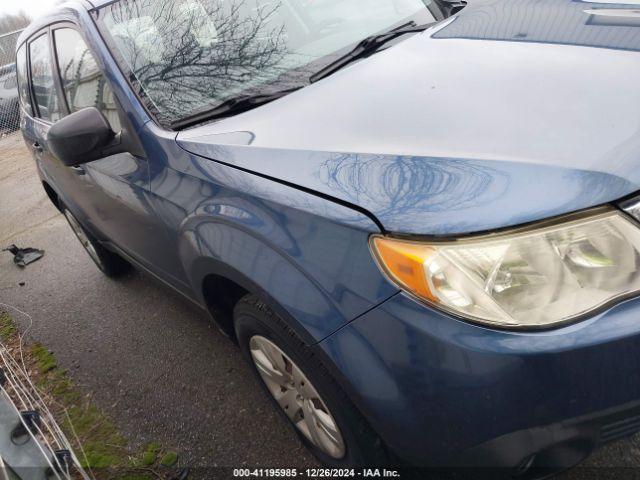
[249,335,346,459]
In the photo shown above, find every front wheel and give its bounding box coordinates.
[234,294,390,467]
[63,207,130,278]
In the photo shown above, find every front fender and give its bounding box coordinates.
[147,140,399,342]
[185,236,340,345]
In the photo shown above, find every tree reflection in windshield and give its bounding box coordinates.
[99,0,434,126]
[103,0,289,124]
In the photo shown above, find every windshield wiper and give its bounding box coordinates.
[309,21,437,83]
[170,87,302,130]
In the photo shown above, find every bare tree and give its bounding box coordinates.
[0,11,31,63]
[0,11,30,35]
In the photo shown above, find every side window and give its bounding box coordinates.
[15,44,31,115]
[28,33,63,122]
[53,28,121,132]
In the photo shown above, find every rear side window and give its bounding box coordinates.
[16,44,32,115]
[53,28,121,131]
[29,33,62,122]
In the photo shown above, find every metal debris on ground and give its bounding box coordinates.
[2,245,45,267]
[0,345,91,480]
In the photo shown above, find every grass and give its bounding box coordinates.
[31,343,57,373]
[159,452,178,467]
[0,310,180,479]
[0,311,16,341]
[141,442,161,466]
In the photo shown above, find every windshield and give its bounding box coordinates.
[98,0,439,127]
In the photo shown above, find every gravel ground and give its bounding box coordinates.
[1,133,639,478]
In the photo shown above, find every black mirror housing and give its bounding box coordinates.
[436,0,467,15]
[47,107,117,167]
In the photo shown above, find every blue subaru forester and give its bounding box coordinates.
[16,0,640,474]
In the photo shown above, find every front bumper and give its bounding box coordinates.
[319,292,640,472]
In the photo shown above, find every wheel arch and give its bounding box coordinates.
[193,256,319,346]
[41,180,62,212]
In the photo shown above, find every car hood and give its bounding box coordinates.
[177,0,640,236]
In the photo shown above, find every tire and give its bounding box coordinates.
[62,207,131,278]
[234,294,391,467]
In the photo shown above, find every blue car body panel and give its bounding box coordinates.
[139,123,399,341]
[319,292,640,465]
[178,0,640,236]
[16,0,640,470]
[18,3,399,344]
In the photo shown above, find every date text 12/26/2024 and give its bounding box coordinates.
[233,469,401,478]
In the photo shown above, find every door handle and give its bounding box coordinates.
[70,165,86,175]
[32,142,43,154]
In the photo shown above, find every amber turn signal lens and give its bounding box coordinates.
[370,210,640,328]
[371,237,437,302]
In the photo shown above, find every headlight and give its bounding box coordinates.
[370,208,640,328]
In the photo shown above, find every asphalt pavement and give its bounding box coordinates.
[0,133,317,472]
[1,133,639,478]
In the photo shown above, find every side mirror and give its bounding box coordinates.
[47,107,122,167]
[437,0,467,15]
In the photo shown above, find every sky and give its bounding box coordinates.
[1,0,60,18]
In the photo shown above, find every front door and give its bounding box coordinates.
[46,26,167,273]
[25,24,172,279]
